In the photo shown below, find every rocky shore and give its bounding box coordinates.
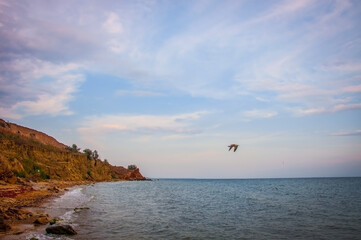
[0,119,149,239]
[0,178,90,238]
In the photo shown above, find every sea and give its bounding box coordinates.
[25,178,361,240]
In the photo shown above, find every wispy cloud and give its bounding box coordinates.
[342,84,361,93]
[103,12,123,34]
[0,58,84,119]
[322,61,361,72]
[332,130,361,136]
[250,0,315,24]
[116,90,164,97]
[78,111,209,137]
[242,109,278,121]
[1,0,360,122]
[290,103,361,116]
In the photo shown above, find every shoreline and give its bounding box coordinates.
[0,179,92,239]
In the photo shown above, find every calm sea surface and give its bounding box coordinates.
[28,178,361,240]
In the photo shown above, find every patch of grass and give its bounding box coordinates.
[22,158,35,174]
[0,131,61,152]
[13,170,26,178]
[40,170,50,179]
[21,158,50,179]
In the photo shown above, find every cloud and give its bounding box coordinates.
[78,111,209,137]
[332,103,361,112]
[116,90,164,97]
[0,58,84,119]
[103,12,123,34]
[242,109,278,121]
[1,0,360,122]
[0,2,100,62]
[250,0,314,24]
[342,84,361,93]
[290,103,361,116]
[332,130,361,136]
[322,62,361,72]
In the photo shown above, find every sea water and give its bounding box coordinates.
[27,178,361,240]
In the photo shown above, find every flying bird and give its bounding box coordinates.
[228,144,238,152]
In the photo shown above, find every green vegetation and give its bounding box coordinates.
[13,170,26,178]
[0,131,60,152]
[49,218,60,225]
[67,144,80,153]
[83,149,93,160]
[1,124,145,181]
[82,148,100,161]
[128,164,137,170]
[21,158,50,179]
[92,150,99,160]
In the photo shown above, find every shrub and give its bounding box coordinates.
[128,164,137,170]
[83,149,93,160]
[68,144,80,153]
[13,170,26,178]
[92,150,99,160]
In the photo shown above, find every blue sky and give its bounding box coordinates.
[1,0,360,178]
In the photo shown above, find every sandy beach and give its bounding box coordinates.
[0,179,90,239]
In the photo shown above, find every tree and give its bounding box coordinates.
[71,144,80,153]
[83,149,93,160]
[104,159,108,164]
[128,164,137,170]
[92,150,99,160]
[67,144,80,153]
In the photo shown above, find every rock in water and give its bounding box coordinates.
[46,225,77,235]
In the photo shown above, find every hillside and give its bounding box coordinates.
[0,119,146,182]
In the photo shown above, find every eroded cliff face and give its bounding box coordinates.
[0,119,146,182]
[0,119,67,150]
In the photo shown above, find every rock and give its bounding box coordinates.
[6,175,17,184]
[0,214,11,232]
[49,217,61,225]
[47,186,61,193]
[16,209,31,220]
[123,168,147,181]
[34,214,50,225]
[74,207,89,213]
[46,225,77,235]
[17,213,27,220]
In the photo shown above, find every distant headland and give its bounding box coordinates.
[0,118,147,182]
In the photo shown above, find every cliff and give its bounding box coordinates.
[0,119,146,182]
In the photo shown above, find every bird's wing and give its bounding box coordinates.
[234,145,238,152]
[228,146,232,151]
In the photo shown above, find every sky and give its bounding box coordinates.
[1,0,361,178]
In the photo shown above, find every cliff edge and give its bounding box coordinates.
[0,119,146,182]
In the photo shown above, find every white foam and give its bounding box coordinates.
[27,232,73,240]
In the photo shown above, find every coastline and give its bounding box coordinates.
[0,179,91,239]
